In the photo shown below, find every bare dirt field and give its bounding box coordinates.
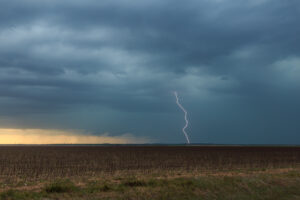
[0,145,300,199]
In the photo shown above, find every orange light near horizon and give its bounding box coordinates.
[0,129,149,144]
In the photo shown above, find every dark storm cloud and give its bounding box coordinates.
[0,0,300,143]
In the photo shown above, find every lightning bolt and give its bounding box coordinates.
[174,91,190,144]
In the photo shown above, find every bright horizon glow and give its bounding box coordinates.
[0,129,149,144]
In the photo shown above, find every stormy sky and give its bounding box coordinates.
[0,0,300,144]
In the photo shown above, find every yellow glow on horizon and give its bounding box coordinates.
[0,129,149,144]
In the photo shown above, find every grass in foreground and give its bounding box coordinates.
[1,169,300,200]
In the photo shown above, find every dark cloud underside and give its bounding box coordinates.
[0,0,300,143]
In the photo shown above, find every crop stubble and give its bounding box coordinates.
[0,146,299,180]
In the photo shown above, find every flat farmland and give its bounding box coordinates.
[1,145,300,199]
